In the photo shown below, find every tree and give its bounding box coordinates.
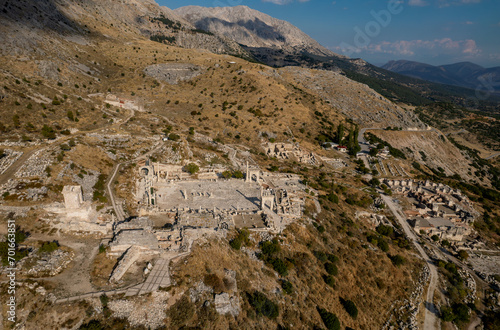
[389,254,406,267]
[12,114,20,128]
[168,133,180,141]
[221,170,232,179]
[369,148,379,157]
[79,320,104,330]
[376,224,393,236]
[67,110,74,121]
[281,280,293,295]
[327,193,339,204]
[249,291,279,319]
[162,125,173,135]
[377,238,389,252]
[336,123,344,144]
[340,298,358,319]
[323,275,335,287]
[233,170,244,179]
[325,262,338,276]
[369,178,381,187]
[457,250,469,261]
[41,125,56,139]
[270,258,288,276]
[317,307,341,330]
[431,235,439,241]
[185,163,199,174]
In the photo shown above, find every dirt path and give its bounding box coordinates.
[0,147,38,186]
[26,234,101,297]
[107,164,126,222]
[381,195,440,330]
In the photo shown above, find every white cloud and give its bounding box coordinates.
[438,0,481,7]
[408,0,429,6]
[262,0,310,4]
[346,38,481,57]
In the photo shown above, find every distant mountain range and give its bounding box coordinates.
[174,6,500,110]
[381,60,500,92]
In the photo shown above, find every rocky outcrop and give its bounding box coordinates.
[143,63,204,85]
[175,5,338,57]
[214,292,241,317]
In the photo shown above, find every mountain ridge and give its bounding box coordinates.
[382,59,500,92]
[174,5,339,58]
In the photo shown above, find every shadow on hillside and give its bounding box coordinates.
[195,17,286,43]
[0,0,82,34]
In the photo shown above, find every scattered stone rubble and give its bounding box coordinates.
[15,149,51,178]
[22,249,74,277]
[17,185,48,201]
[107,291,171,329]
[72,169,99,202]
[144,63,204,85]
[214,269,240,317]
[189,280,213,303]
[264,142,317,165]
[215,292,241,317]
[458,269,477,304]
[0,178,49,201]
[384,266,429,330]
[320,157,347,169]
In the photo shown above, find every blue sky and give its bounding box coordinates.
[157,0,500,67]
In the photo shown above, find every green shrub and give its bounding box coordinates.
[340,298,358,319]
[248,291,279,319]
[79,319,104,330]
[229,238,242,250]
[376,225,393,237]
[389,254,406,267]
[39,241,59,254]
[99,294,108,307]
[270,258,288,276]
[261,238,280,255]
[377,238,389,252]
[168,295,195,326]
[327,193,339,204]
[323,275,335,287]
[41,125,56,139]
[317,307,340,330]
[185,163,199,174]
[168,133,180,141]
[325,262,338,276]
[281,280,293,294]
[313,250,328,262]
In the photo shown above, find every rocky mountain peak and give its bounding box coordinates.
[174,5,337,57]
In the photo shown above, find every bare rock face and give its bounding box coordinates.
[143,63,204,85]
[174,5,337,57]
[214,292,241,317]
[174,31,251,58]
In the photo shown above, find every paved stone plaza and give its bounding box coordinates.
[154,180,261,212]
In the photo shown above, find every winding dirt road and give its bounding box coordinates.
[381,194,440,330]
